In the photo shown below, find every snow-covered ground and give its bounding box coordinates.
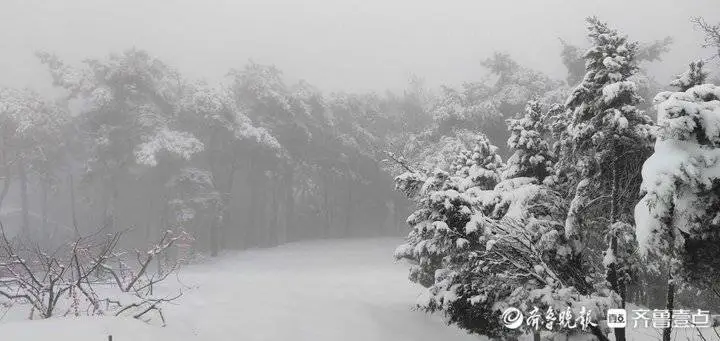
[0,238,479,341]
[0,237,717,341]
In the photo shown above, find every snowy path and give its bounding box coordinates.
[0,238,481,341]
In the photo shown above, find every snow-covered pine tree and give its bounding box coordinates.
[395,133,502,287]
[394,131,618,340]
[560,17,654,341]
[503,100,554,181]
[635,83,720,297]
[669,60,708,92]
[393,168,478,288]
[392,133,508,336]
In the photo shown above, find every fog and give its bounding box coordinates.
[2,0,719,94]
[2,2,720,340]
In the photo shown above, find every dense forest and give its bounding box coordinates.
[1,11,720,341]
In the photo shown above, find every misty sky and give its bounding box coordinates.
[1,0,719,95]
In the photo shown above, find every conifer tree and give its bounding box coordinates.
[635,83,720,341]
[395,131,615,341]
[560,17,654,341]
[669,60,708,91]
[503,100,554,181]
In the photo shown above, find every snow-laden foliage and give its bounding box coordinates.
[427,53,566,158]
[503,101,555,181]
[635,83,720,288]
[228,62,292,114]
[432,84,500,134]
[166,167,220,224]
[448,134,504,191]
[393,133,504,291]
[560,36,672,88]
[0,88,67,140]
[483,177,549,220]
[0,87,69,218]
[564,18,654,159]
[37,49,205,175]
[394,129,617,339]
[394,169,475,288]
[493,20,657,340]
[482,52,563,111]
[669,60,709,92]
[135,128,203,167]
[559,17,653,248]
[181,81,282,152]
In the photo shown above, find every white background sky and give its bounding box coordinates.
[1,0,719,94]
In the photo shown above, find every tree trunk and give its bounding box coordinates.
[283,167,294,243]
[590,325,611,341]
[0,164,10,211]
[322,172,331,237]
[219,163,237,252]
[247,155,260,248]
[111,184,119,232]
[256,170,268,247]
[18,157,29,237]
[209,208,220,257]
[663,209,677,341]
[41,178,49,244]
[663,270,675,341]
[608,143,626,341]
[394,196,404,235]
[276,165,291,245]
[103,180,118,233]
[144,193,154,242]
[269,176,279,246]
[69,174,79,238]
[345,178,352,237]
[0,137,9,211]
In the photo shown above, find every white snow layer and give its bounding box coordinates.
[0,239,480,341]
[0,316,188,341]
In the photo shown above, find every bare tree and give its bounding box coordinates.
[692,17,720,59]
[0,221,185,325]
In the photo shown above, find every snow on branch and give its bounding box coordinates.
[0,221,186,325]
[134,128,204,167]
